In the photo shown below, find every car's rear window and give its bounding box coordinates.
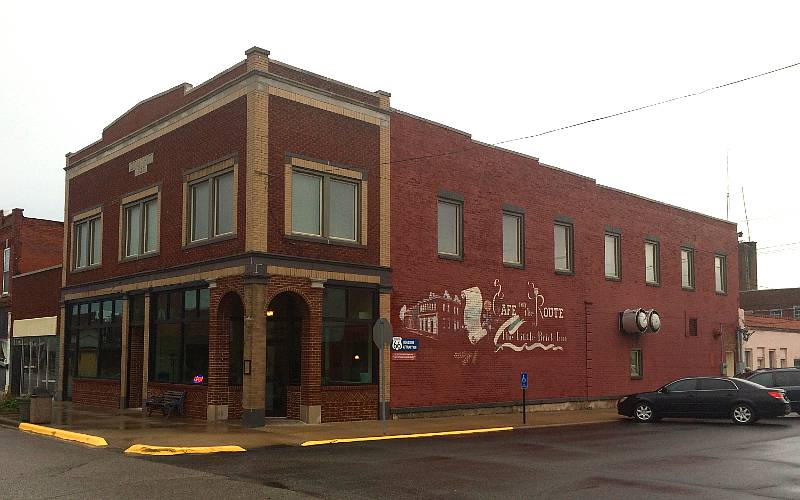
[774,371,800,386]
[699,378,736,390]
[666,378,697,391]
[737,378,770,389]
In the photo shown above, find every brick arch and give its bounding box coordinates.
[264,286,314,313]
[210,284,245,316]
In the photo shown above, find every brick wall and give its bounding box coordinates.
[322,385,379,422]
[73,379,120,408]
[18,219,63,274]
[389,111,740,411]
[66,98,247,289]
[148,383,207,419]
[11,266,61,320]
[267,95,381,265]
[128,324,144,408]
[228,386,243,419]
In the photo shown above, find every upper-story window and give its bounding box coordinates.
[186,164,235,245]
[794,306,800,319]
[554,222,573,273]
[285,156,367,246]
[644,240,660,285]
[73,212,102,270]
[502,211,523,266]
[438,197,463,258]
[681,247,695,289]
[604,232,621,279]
[714,254,727,293]
[123,195,158,258]
[291,171,358,241]
[2,246,9,295]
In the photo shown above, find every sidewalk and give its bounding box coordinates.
[1,402,622,451]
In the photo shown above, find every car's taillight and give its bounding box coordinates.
[768,391,785,400]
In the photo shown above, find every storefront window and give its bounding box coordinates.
[322,287,377,385]
[150,287,209,385]
[67,297,123,380]
[12,336,59,396]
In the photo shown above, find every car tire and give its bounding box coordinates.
[633,402,656,423]
[731,403,756,425]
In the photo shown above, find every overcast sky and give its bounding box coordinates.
[2,1,798,290]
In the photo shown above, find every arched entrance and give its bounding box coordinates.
[265,292,304,417]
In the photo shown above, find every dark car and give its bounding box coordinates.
[739,368,800,413]
[617,376,790,425]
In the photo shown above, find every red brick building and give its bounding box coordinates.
[390,112,739,413]
[58,47,739,424]
[0,209,63,395]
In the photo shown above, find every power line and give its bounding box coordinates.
[386,59,800,167]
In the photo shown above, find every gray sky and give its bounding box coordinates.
[2,1,798,289]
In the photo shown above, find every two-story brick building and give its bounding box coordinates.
[0,209,63,395]
[59,47,739,426]
[60,48,390,426]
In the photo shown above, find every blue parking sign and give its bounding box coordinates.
[521,372,528,390]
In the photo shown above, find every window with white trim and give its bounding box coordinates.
[714,254,727,293]
[604,233,620,279]
[438,199,462,258]
[630,349,643,378]
[554,222,573,272]
[645,240,659,285]
[123,197,158,258]
[502,212,523,266]
[189,170,234,243]
[74,216,102,269]
[291,170,359,242]
[681,247,694,289]
[2,246,9,295]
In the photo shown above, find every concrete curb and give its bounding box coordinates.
[301,426,514,446]
[125,444,246,456]
[19,422,108,447]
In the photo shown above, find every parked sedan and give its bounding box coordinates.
[739,368,800,413]
[617,376,790,425]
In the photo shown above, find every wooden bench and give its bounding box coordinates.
[144,390,186,418]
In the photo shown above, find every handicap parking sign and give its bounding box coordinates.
[521,372,528,390]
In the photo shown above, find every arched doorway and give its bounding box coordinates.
[265,292,304,417]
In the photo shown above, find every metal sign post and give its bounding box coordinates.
[521,372,528,424]
[373,318,393,435]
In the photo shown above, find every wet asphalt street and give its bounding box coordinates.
[4,416,800,499]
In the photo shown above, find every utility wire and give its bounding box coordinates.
[387,59,800,167]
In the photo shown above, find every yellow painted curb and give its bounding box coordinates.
[124,444,246,456]
[19,423,108,447]
[301,426,514,446]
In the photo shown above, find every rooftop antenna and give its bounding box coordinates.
[741,186,752,241]
[726,151,730,220]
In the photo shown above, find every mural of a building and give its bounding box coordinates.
[402,291,463,338]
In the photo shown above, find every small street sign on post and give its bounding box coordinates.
[521,372,528,424]
[373,318,393,435]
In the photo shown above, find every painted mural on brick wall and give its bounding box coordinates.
[398,279,567,364]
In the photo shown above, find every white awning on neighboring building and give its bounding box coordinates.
[12,316,58,337]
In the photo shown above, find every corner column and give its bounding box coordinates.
[141,292,150,406]
[119,296,129,409]
[242,273,268,427]
[55,304,66,401]
[300,279,324,424]
[207,282,229,421]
